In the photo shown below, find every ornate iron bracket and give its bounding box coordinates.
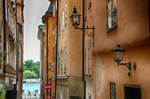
[117,61,136,77]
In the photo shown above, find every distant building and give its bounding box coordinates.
[37,24,45,99]
[0,0,5,85]
[41,2,57,99]
[16,0,24,98]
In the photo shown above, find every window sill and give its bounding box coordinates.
[84,74,92,78]
[107,24,118,33]
[57,76,69,80]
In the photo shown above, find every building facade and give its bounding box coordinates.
[91,0,149,99]
[0,0,24,98]
[0,0,5,86]
[56,0,84,99]
[42,2,57,99]
[37,24,45,99]
[39,0,149,99]
[15,0,24,98]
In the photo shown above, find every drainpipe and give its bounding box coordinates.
[15,3,19,93]
[55,0,59,98]
[148,0,150,39]
[47,21,49,96]
[82,0,86,99]
[2,0,6,79]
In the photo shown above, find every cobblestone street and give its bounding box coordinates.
[23,96,40,99]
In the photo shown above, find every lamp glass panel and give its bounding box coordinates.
[114,51,124,62]
[70,8,81,28]
[73,14,80,27]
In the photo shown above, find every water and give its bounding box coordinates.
[23,83,40,98]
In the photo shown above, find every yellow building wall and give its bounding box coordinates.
[56,0,84,99]
[67,0,83,76]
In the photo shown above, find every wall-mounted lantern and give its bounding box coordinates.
[112,45,136,76]
[70,7,81,28]
[70,7,95,31]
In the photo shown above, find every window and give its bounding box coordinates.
[56,0,57,11]
[88,1,92,9]
[60,50,63,74]
[70,96,81,99]
[110,82,116,99]
[64,47,67,74]
[62,12,65,32]
[59,18,61,35]
[107,0,118,32]
[65,4,68,26]
[88,93,92,99]
[124,86,141,99]
[88,42,92,75]
[5,0,8,21]
[58,53,60,74]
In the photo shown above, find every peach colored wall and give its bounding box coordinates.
[95,44,150,99]
[93,0,149,54]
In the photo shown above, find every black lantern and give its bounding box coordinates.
[70,7,81,28]
[112,45,125,64]
[112,45,136,77]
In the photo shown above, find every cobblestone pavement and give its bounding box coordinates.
[23,96,40,99]
[22,94,40,99]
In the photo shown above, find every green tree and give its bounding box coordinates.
[24,60,34,68]
[23,70,38,79]
[32,65,40,77]
[34,61,40,66]
[23,60,40,79]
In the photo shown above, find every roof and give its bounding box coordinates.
[37,24,45,40]
[42,3,53,22]
[46,3,53,14]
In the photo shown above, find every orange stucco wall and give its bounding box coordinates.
[93,0,149,54]
[95,44,150,99]
[48,15,56,97]
[90,0,149,99]
[43,13,56,98]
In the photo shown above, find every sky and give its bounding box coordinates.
[24,0,50,61]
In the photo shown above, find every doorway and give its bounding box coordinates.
[124,86,141,99]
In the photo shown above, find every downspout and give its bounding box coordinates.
[2,0,6,79]
[47,21,49,96]
[82,0,86,99]
[15,3,19,92]
[55,0,59,98]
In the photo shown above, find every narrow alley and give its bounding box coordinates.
[0,0,149,99]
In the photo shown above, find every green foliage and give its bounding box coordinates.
[34,61,40,66]
[32,65,40,77]
[23,70,38,79]
[23,59,40,79]
[0,84,6,99]
[24,60,34,69]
